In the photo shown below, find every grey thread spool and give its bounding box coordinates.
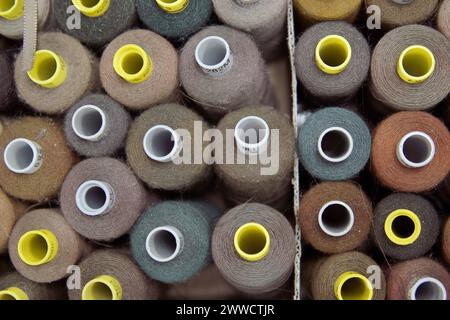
[64,93,131,157]
[130,200,221,284]
[179,25,274,119]
[60,157,156,242]
[0,272,65,300]
[373,193,440,261]
[136,0,213,44]
[54,0,137,48]
[212,0,288,61]
[369,24,450,114]
[212,203,296,295]
[297,107,371,181]
[14,32,99,114]
[295,21,370,105]
[126,103,212,192]
[215,106,295,210]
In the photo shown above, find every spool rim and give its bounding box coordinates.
[71,104,107,142]
[75,180,114,217]
[195,36,232,76]
[155,0,189,13]
[234,116,270,155]
[397,45,435,84]
[0,287,29,300]
[71,0,110,17]
[384,209,421,246]
[3,138,43,174]
[234,222,271,262]
[143,125,181,162]
[317,127,354,163]
[410,277,447,301]
[318,201,355,237]
[17,229,59,266]
[0,0,23,20]
[113,44,153,84]
[396,131,435,168]
[27,50,67,89]
[146,226,184,263]
[315,35,352,75]
[82,275,123,300]
[334,271,374,300]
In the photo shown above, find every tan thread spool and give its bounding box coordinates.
[438,0,450,40]
[0,188,25,254]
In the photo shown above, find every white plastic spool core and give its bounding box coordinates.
[3,138,42,174]
[146,226,183,263]
[143,125,181,162]
[318,201,355,237]
[234,116,270,155]
[71,105,106,142]
[391,0,414,5]
[397,131,435,168]
[410,277,447,300]
[195,36,232,76]
[318,127,354,163]
[75,180,114,216]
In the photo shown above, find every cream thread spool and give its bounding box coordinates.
[409,277,447,300]
[318,201,355,237]
[75,180,115,217]
[396,131,435,168]
[195,36,233,77]
[317,127,354,163]
[71,105,107,142]
[234,116,270,155]
[4,138,43,174]
[143,125,182,163]
[146,226,184,263]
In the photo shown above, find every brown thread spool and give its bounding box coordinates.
[386,258,450,300]
[369,25,450,114]
[0,116,77,202]
[438,0,450,40]
[126,103,212,192]
[373,193,440,260]
[0,50,15,111]
[303,251,386,300]
[215,106,295,210]
[0,188,25,255]
[212,203,296,295]
[14,32,99,114]
[0,272,66,300]
[443,217,450,268]
[100,29,179,112]
[9,208,89,283]
[293,0,362,29]
[365,0,440,30]
[60,157,158,242]
[298,181,372,254]
[68,249,160,300]
[371,111,450,193]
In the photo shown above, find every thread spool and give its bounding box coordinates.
[14,32,98,114]
[0,188,25,254]
[54,0,136,47]
[298,182,372,254]
[126,103,211,192]
[64,94,131,157]
[180,25,274,119]
[0,51,14,111]
[0,117,77,202]
[215,106,295,210]
[68,250,160,300]
[0,272,65,300]
[387,258,450,300]
[298,107,371,181]
[136,0,213,43]
[372,112,450,193]
[60,157,156,242]
[293,0,362,28]
[443,218,450,268]
[212,0,287,60]
[131,201,221,284]
[303,251,386,300]
[373,193,439,260]
[100,29,179,111]
[0,0,51,40]
[366,0,440,30]
[212,203,295,295]
[295,22,370,105]
[438,0,450,40]
[369,25,450,114]
[9,209,87,283]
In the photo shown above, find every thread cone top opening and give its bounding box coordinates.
[113,44,153,84]
[397,131,435,168]
[398,45,435,84]
[75,180,114,216]
[316,35,352,75]
[4,138,42,174]
[72,105,106,141]
[82,275,123,300]
[234,116,270,155]
[17,229,59,266]
[335,272,374,300]
[318,127,354,163]
[384,209,421,246]
[234,223,271,262]
[0,287,28,300]
[72,0,110,17]
[143,125,180,162]
[146,226,183,262]
[27,50,67,88]
[410,277,447,300]
[318,201,355,237]
[195,36,233,76]
[156,0,189,13]
[0,0,23,20]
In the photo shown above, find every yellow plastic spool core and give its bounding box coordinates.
[113,44,153,84]
[72,0,110,17]
[397,45,435,84]
[27,50,67,89]
[0,0,24,20]
[17,229,59,266]
[384,209,421,246]
[155,0,189,14]
[234,222,270,262]
[0,287,29,300]
[334,272,374,300]
[82,275,123,300]
[315,35,352,75]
